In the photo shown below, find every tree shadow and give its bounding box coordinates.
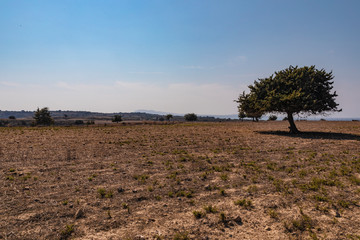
[256,131,360,141]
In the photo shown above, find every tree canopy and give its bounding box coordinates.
[236,91,263,122]
[236,66,341,133]
[34,107,54,126]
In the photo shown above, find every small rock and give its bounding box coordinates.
[335,211,341,218]
[132,189,138,193]
[234,216,243,225]
[75,207,85,219]
[265,226,271,231]
[23,187,30,191]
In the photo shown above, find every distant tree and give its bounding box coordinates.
[74,120,84,125]
[34,107,54,126]
[237,66,341,133]
[235,91,263,122]
[64,114,68,120]
[184,113,198,121]
[9,116,16,120]
[86,120,95,125]
[112,115,122,123]
[268,115,277,121]
[165,114,173,121]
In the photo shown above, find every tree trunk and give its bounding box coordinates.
[287,112,300,134]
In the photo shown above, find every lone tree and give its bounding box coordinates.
[236,91,263,122]
[112,115,122,123]
[34,107,54,126]
[184,113,198,121]
[165,114,173,121]
[237,66,341,133]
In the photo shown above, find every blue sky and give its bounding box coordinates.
[1,0,359,117]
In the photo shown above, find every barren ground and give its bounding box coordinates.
[1,121,360,239]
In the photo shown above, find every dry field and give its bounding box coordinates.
[1,121,360,240]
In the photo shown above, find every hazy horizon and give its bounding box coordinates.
[1,1,360,118]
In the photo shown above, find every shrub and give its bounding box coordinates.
[184,113,198,121]
[193,210,204,219]
[204,205,218,213]
[112,115,122,123]
[268,115,277,121]
[234,199,253,209]
[60,224,74,240]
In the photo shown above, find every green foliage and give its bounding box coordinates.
[112,115,122,123]
[238,110,246,121]
[237,66,341,132]
[268,209,279,219]
[204,205,218,213]
[236,91,263,121]
[34,107,54,126]
[184,113,198,121]
[234,199,253,209]
[60,224,74,240]
[97,188,106,198]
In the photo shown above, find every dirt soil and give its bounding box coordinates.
[1,121,360,239]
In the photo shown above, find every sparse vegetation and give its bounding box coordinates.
[234,199,253,209]
[60,224,74,240]
[1,121,359,239]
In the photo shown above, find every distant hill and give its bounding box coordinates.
[0,110,236,122]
